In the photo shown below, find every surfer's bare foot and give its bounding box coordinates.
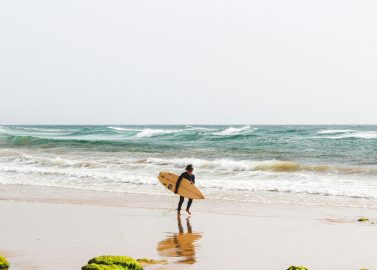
[186,209,191,215]
[177,210,181,215]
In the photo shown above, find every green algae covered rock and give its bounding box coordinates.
[0,256,9,269]
[287,266,308,270]
[82,256,143,270]
[358,218,370,222]
[82,264,122,270]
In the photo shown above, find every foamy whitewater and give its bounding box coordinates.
[1,125,377,207]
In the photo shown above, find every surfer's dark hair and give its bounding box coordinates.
[185,164,194,171]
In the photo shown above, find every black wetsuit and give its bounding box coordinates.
[175,171,195,211]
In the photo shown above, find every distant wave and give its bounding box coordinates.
[108,126,140,132]
[0,134,171,152]
[337,131,377,139]
[317,129,354,134]
[18,127,71,132]
[0,126,75,133]
[317,129,377,139]
[185,126,218,131]
[135,128,181,138]
[213,126,251,136]
[0,134,106,145]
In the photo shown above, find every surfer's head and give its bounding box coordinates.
[185,164,194,174]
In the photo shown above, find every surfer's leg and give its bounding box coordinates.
[177,196,184,214]
[186,199,193,214]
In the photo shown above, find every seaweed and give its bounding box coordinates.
[82,256,143,270]
[136,258,167,265]
[0,256,9,270]
[287,266,308,270]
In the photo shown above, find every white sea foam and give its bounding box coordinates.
[135,128,181,138]
[0,126,74,136]
[317,129,354,134]
[0,126,8,134]
[0,165,159,196]
[1,160,376,201]
[213,126,251,136]
[25,128,73,132]
[201,175,377,200]
[13,153,99,168]
[16,127,77,133]
[316,130,377,139]
[108,126,140,131]
[141,157,375,174]
[337,131,377,139]
[1,150,375,175]
[1,149,377,203]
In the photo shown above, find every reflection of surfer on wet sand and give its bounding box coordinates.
[157,215,202,264]
[179,214,192,234]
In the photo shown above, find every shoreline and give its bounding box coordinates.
[1,183,377,211]
[1,185,377,269]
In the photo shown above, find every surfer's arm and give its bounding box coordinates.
[191,175,195,184]
[175,174,184,193]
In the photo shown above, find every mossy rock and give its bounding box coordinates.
[82,256,143,270]
[82,264,123,270]
[287,266,308,270]
[0,256,9,269]
[358,218,369,222]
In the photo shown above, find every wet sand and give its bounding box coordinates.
[1,187,377,270]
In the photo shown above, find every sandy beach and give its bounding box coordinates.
[1,185,377,270]
[2,0,377,267]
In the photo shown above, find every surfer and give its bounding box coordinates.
[175,164,195,215]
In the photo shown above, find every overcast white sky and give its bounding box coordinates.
[0,0,376,125]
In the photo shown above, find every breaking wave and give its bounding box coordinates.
[135,157,376,174]
[135,128,182,138]
[107,126,140,132]
[213,126,251,136]
[317,129,354,134]
[317,129,377,139]
[1,155,377,200]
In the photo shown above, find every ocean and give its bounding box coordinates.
[1,125,377,207]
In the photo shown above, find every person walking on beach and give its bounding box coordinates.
[175,164,195,215]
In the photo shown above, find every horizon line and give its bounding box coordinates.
[1,123,376,126]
